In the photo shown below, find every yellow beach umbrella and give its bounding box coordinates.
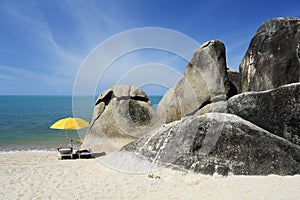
[50,117,89,130]
[50,117,89,148]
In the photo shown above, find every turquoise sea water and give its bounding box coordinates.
[0,95,162,153]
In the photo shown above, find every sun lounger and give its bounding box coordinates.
[57,147,73,159]
[76,148,93,159]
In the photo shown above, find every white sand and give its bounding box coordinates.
[0,151,300,200]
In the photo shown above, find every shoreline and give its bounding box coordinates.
[0,139,84,154]
[1,151,300,200]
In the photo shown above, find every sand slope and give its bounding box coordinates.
[0,152,299,200]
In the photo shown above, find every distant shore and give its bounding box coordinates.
[0,151,300,200]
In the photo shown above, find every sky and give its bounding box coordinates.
[0,0,299,95]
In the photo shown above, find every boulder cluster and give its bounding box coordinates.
[84,17,300,175]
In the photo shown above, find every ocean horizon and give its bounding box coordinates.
[0,95,162,153]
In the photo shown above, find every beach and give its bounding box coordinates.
[0,151,300,200]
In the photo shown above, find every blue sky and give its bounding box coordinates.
[0,0,299,95]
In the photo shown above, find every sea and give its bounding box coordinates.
[0,95,162,153]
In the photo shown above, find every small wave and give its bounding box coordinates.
[0,149,56,154]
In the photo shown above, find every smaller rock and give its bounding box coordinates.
[227,67,240,94]
[195,101,228,116]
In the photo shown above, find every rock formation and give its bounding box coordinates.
[123,17,300,176]
[83,85,160,152]
[156,40,236,123]
[123,113,300,175]
[228,83,300,146]
[240,17,300,92]
[85,17,300,176]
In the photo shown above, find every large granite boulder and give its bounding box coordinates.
[83,85,160,152]
[156,40,236,123]
[123,113,300,175]
[240,17,300,92]
[228,83,300,146]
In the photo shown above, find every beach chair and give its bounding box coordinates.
[57,147,73,159]
[76,148,93,159]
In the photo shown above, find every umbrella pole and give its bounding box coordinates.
[71,131,73,150]
[70,130,73,159]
